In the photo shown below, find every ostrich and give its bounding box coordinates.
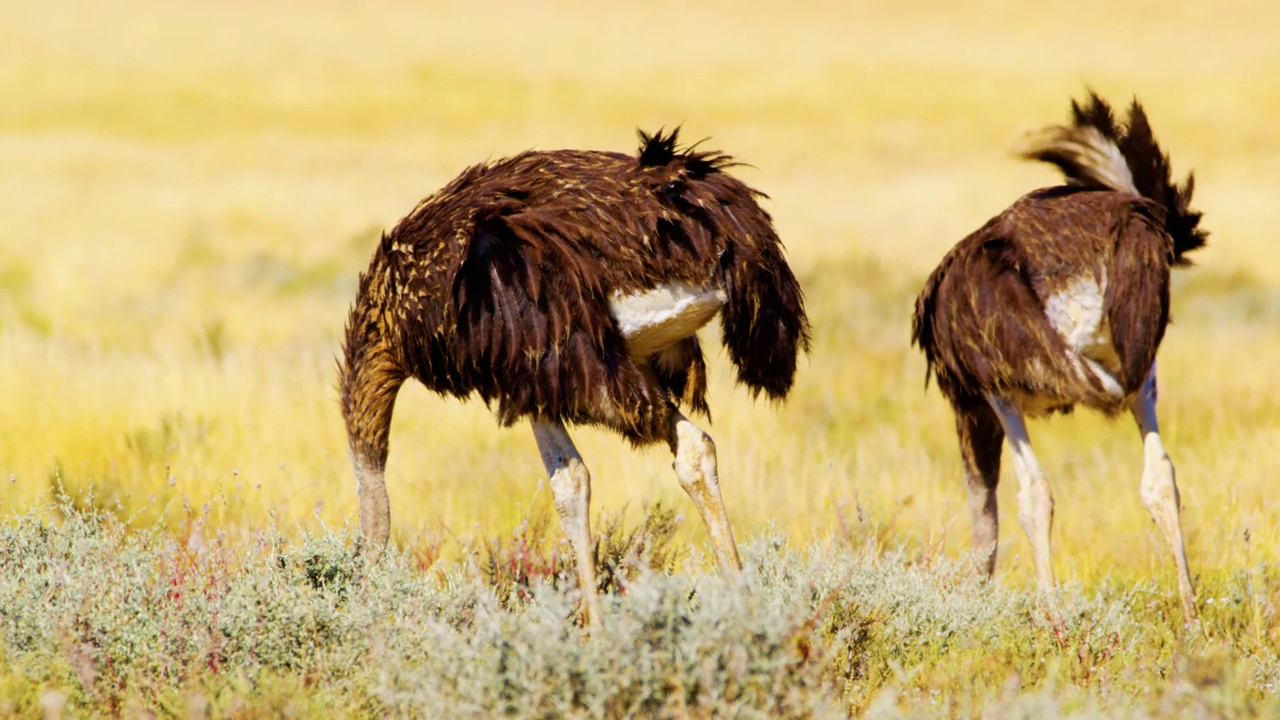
[339,128,810,621]
[911,92,1207,622]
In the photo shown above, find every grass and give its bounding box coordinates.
[1,497,1277,718]
[2,0,1280,715]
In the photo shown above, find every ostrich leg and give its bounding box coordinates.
[956,399,1005,576]
[1132,366,1197,622]
[666,409,743,572]
[987,395,1056,594]
[531,419,600,624]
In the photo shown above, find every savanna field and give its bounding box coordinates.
[2,1,1280,716]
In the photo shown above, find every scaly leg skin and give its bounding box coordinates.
[532,419,600,625]
[1132,366,1197,624]
[987,395,1058,605]
[667,409,743,572]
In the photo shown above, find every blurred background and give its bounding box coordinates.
[2,0,1277,586]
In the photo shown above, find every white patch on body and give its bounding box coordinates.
[610,282,725,359]
[1044,273,1107,354]
[1043,272,1124,400]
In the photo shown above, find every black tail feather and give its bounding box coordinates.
[719,240,812,400]
[1019,90,1208,265]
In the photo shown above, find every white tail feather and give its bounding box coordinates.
[1018,125,1139,197]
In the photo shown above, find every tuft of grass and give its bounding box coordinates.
[478,501,683,610]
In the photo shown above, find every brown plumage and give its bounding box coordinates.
[339,128,810,621]
[912,92,1206,623]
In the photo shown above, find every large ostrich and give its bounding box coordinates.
[340,128,810,620]
[912,92,1207,622]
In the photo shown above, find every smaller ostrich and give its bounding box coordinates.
[912,92,1207,622]
[340,128,810,621]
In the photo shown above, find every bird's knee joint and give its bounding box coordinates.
[693,432,718,464]
[676,442,717,484]
[675,420,715,453]
[696,430,716,456]
[550,459,591,498]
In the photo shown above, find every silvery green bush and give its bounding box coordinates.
[1,499,1276,718]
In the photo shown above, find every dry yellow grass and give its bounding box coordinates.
[2,0,1278,600]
